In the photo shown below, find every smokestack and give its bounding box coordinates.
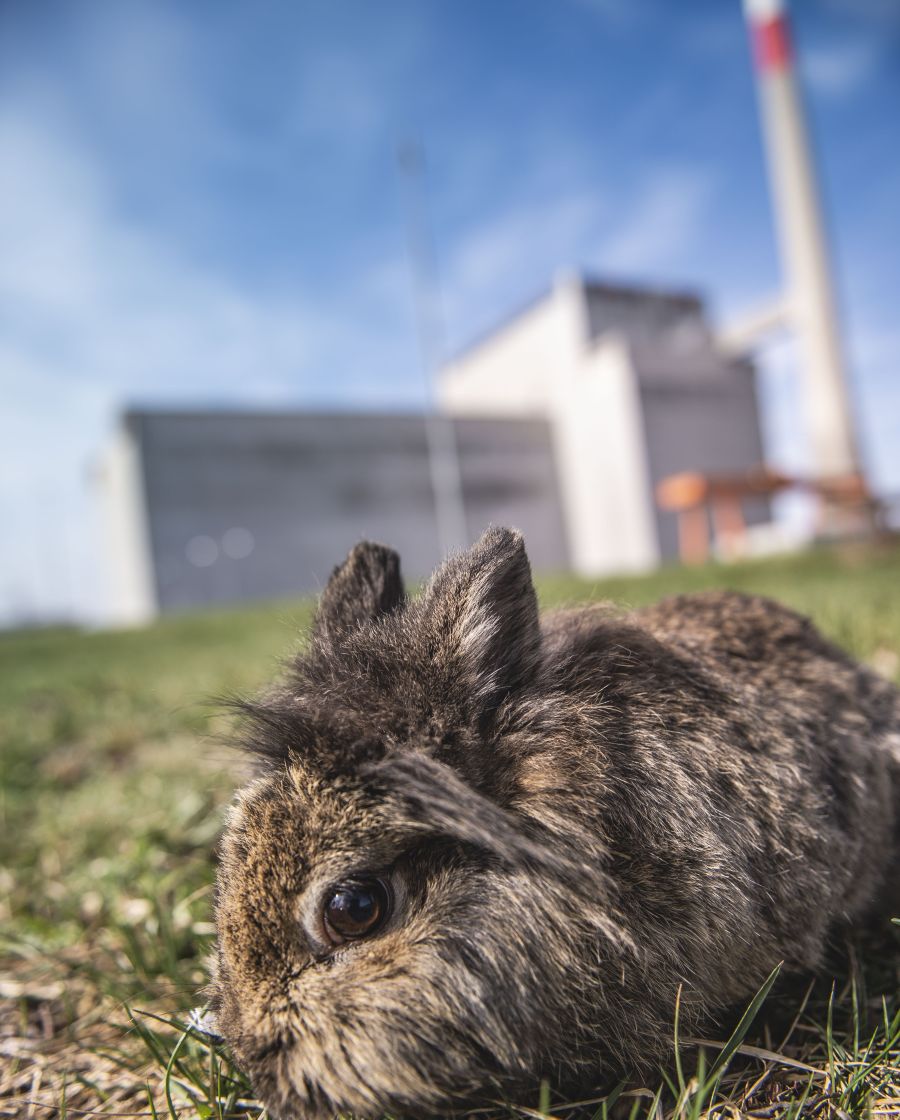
[743,0,861,482]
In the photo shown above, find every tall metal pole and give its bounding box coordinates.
[743,0,861,482]
[397,140,468,556]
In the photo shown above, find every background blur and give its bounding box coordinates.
[1,0,898,627]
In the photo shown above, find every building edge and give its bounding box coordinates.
[98,415,158,627]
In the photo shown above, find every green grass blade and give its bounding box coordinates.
[708,962,782,1082]
[164,1025,191,1118]
[673,983,686,1096]
[146,1084,161,1120]
[538,1078,551,1116]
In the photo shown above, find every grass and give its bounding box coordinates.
[1,541,898,1119]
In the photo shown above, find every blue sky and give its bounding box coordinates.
[1,0,898,622]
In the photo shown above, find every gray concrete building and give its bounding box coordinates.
[99,410,569,624]
[99,274,769,625]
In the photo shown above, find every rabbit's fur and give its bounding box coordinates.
[212,527,900,1120]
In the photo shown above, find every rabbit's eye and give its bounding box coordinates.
[323,878,391,944]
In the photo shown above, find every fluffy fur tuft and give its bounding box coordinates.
[212,528,900,1120]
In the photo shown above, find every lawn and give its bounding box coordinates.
[1,542,898,1119]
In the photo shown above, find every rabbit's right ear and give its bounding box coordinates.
[313,541,404,644]
[420,526,541,716]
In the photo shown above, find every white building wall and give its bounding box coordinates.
[440,278,660,575]
[98,421,157,626]
[554,336,659,574]
[439,274,589,416]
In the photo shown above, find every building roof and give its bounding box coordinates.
[445,273,707,366]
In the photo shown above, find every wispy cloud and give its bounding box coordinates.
[801,40,879,98]
[597,167,714,274]
[563,0,649,26]
[0,107,318,401]
[0,93,415,621]
[443,191,603,335]
[436,164,714,352]
[849,326,900,492]
[823,0,900,31]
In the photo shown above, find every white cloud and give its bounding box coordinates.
[435,165,714,355]
[847,326,900,492]
[0,109,321,391]
[823,0,900,30]
[801,41,878,98]
[0,95,416,623]
[598,168,714,274]
[564,0,648,25]
[289,51,388,142]
[447,192,601,300]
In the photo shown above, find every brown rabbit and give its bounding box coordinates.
[212,527,900,1120]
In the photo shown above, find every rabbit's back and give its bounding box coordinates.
[536,591,899,981]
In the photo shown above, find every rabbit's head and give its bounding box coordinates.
[212,528,630,1119]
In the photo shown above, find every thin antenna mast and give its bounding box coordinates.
[397,139,468,556]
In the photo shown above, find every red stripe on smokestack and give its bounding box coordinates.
[751,14,792,71]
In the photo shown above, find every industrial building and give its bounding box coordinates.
[100,274,768,625]
[440,273,767,575]
[96,0,867,627]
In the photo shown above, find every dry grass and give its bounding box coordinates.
[1,542,898,1119]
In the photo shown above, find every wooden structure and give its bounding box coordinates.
[656,467,876,564]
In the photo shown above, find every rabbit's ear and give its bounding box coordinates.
[313,541,404,644]
[421,526,540,713]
